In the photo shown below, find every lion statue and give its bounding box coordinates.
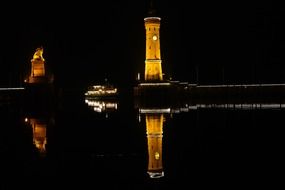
[33,46,45,61]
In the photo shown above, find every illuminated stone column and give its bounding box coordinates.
[144,17,163,81]
[28,118,47,156]
[146,113,164,178]
[26,47,46,83]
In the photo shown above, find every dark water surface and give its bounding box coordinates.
[1,91,281,189]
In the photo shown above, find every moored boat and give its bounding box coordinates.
[85,84,118,99]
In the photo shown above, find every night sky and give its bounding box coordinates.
[1,1,285,88]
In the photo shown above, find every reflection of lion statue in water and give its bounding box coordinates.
[33,47,45,61]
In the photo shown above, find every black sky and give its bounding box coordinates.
[1,1,285,88]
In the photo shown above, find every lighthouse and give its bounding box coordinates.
[144,5,163,81]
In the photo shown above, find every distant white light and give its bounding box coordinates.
[144,17,161,21]
[0,88,25,91]
[193,103,285,110]
[139,82,171,86]
[198,83,285,88]
[139,108,170,113]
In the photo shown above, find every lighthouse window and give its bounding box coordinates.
[152,35,158,41]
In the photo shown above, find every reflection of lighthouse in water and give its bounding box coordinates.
[145,113,164,178]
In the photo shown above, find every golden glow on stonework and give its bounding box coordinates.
[144,17,163,81]
[26,47,46,83]
[33,47,45,61]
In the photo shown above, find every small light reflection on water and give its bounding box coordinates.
[85,98,118,113]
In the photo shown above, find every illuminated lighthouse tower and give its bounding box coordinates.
[144,4,163,81]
